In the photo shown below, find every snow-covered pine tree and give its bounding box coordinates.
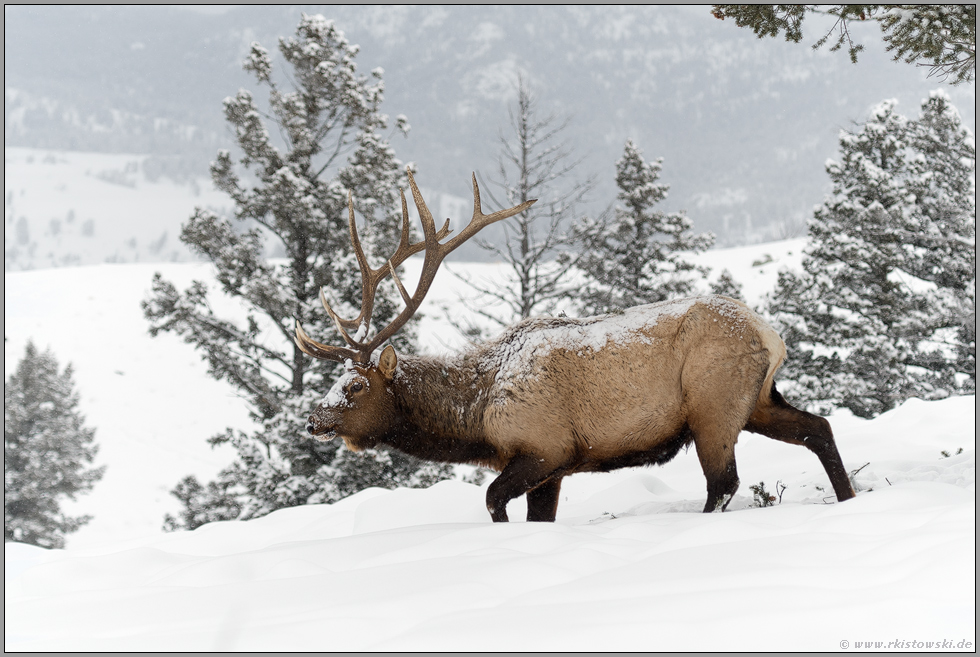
[712,5,975,85]
[766,91,975,418]
[572,140,714,315]
[5,342,105,548]
[143,14,452,531]
[709,268,746,302]
[901,91,976,387]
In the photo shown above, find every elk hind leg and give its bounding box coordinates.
[683,350,771,512]
[692,426,741,513]
[746,385,856,502]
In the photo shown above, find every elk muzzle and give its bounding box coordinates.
[306,406,340,440]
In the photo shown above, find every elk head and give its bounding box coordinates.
[304,345,398,451]
[295,169,534,450]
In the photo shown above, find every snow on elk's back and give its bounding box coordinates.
[700,294,757,339]
[482,297,703,387]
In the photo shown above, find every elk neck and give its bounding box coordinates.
[376,351,502,468]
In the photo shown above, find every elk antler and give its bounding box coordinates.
[295,168,536,364]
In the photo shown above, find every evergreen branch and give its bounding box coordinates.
[313,124,354,179]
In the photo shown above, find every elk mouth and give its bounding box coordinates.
[309,422,373,452]
[306,420,337,441]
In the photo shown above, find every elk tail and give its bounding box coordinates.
[757,324,787,408]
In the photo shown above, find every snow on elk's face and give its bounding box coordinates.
[306,346,398,452]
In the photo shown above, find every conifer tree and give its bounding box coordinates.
[709,268,745,302]
[766,91,975,418]
[711,5,975,84]
[5,342,104,548]
[143,14,451,531]
[572,140,714,315]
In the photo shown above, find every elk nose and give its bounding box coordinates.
[306,421,315,435]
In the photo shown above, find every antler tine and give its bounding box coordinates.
[440,173,536,255]
[319,288,362,346]
[339,190,376,333]
[294,320,359,363]
[299,168,532,365]
[319,192,376,334]
[388,186,453,268]
[347,191,372,279]
[406,169,439,247]
[397,188,412,252]
[388,260,413,307]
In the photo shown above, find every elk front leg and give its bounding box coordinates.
[526,476,563,522]
[486,454,557,522]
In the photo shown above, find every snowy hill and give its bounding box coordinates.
[4,147,228,270]
[5,242,975,650]
[3,146,505,271]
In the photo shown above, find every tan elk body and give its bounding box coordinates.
[297,170,856,522]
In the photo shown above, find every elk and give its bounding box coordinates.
[295,169,856,522]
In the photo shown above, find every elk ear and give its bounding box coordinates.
[378,345,398,380]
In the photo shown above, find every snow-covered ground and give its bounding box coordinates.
[4,197,975,649]
[4,147,229,270]
[4,396,976,650]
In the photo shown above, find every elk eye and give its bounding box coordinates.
[350,382,363,393]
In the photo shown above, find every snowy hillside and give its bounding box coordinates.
[4,147,228,270]
[3,146,494,271]
[5,241,975,650]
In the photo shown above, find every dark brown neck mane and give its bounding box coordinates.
[376,352,503,469]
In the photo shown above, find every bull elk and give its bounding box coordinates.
[295,169,856,522]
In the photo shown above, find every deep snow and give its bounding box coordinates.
[4,183,975,650]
